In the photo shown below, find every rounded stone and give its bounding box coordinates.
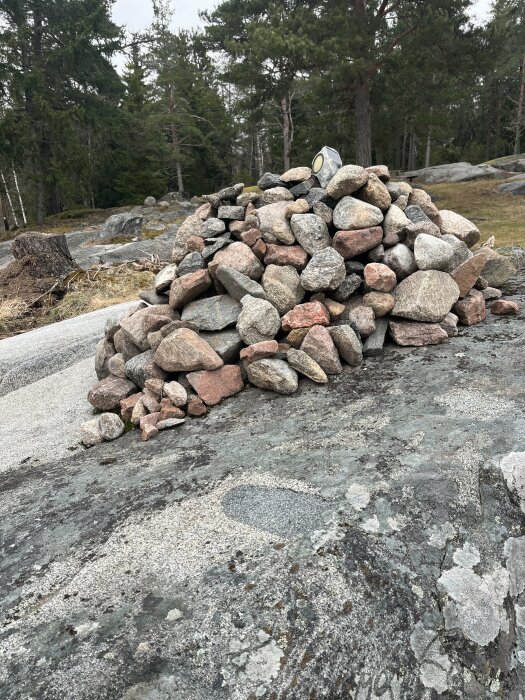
[98,413,125,441]
[393,270,461,323]
[290,214,331,255]
[333,197,384,230]
[300,248,346,292]
[326,165,369,200]
[237,295,281,345]
[414,234,455,271]
[262,265,305,315]
[364,263,397,292]
[246,358,299,394]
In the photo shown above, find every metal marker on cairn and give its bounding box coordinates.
[311,147,342,188]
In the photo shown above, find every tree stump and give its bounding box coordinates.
[12,232,79,278]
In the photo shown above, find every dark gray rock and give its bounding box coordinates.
[290,177,316,198]
[217,183,244,201]
[200,329,244,363]
[139,290,169,306]
[98,212,143,240]
[202,236,231,261]
[217,205,245,221]
[498,180,525,195]
[332,273,362,302]
[181,295,242,331]
[216,265,267,302]
[178,252,206,276]
[257,173,285,190]
[125,350,167,389]
[363,317,389,356]
[304,187,336,209]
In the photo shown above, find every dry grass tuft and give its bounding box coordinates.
[0,298,31,332]
[424,179,525,248]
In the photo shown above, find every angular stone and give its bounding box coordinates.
[287,349,328,384]
[237,192,260,207]
[332,274,362,302]
[98,413,125,441]
[382,244,417,280]
[363,318,389,357]
[187,365,244,406]
[95,339,116,380]
[346,305,376,338]
[323,296,346,320]
[453,289,487,326]
[326,165,369,199]
[187,396,208,417]
[441,234,472,270]
[154,329,224,372]
[251,239,267,261]
[144,378,164,398]
[366,165,390,182]
[169,269,212,311]
[285,199,310,217]
[125,350,167,389]
[383,204,411,244]
[333,197,384,230]
[368,244,385,262]
[300,325,342,375]
[216,265,266,302]
[393,270,460,322]
[237,295,281,345]
[290,178,315,198]
[246,358,299,394]
[80,417,104,448]
[362,291,396,317]
[440,312,459,337]
[491,299,520,315]
[131,398,147,425]
[305,187,336,209]
[256,201,295,245]
[200,329,243,364]
[119,305,175,351]
[281,301,330,333]
[161,319,200,336]
[258,172,284,190]
[290,214,331,255]
[480,251,517,288]
[262,187,294,204]
[332,227,383,259]
[312,201,333,225]
[209,242,264,280]
[300,248,346,292]
[141,424,159,441]
[264,244,308,271]
[408,188,441,223]
[281,166,312,183]
[217,205,245,220]
[155,264,178,292]
[120,392,143,421]
[483,287,502,301]
[450,254,488,297]
[201,237,231,262]
[364,263,397,293]
[157,418,186,431]
[178,252,206,276]
[389,320,448,346]
[88,376,137,411]
[147,331,164,352]
[163,381,188,407]
[202,218,227,239]
[285,327,311,348]
[217,183,244,201]
[328,325,362,366]
[172,214,205,262]
[357,173,391,211]
[181,295,241,331]
[414,234,455,272]
[240,340,280,363]
[113,329,142,362]
[387,181,412,200]
[262,264,305,315]
[241,228,262,246]
[404,221,442,249]
[439,210,480,248]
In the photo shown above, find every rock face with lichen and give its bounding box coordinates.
[83,154,519,449]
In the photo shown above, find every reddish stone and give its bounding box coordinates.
[119,305,175,351]
[251,239,267,262]
[366,165,390,182]
[195,203,213,220]
[142,389,161,414]
[453,289,487,326]
[187,365,244,406]
[160,406,186,420]
[281,301,330,333]
[229,219,256,235]
[186,235,205,252]
[332,227,383,259]
[88,376,137,411]
[389,321,448,346]
[491,299,520,316]
[187,397,208,417]
[140,413,161,429]
[120,393,143,421]
[450,254,487,298]
[144,378,164,398]
[264,244,309,271]
[241,228,262,246]
[240,340,279,363]
[300,325,342,375]
[169,269,212,310]
[154,328,224,372]
[364,263,397,293]
[141,424,159,442]
[208,242,264,280]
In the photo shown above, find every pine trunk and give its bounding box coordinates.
[0,195,5,234]
[355,73,372,167]
[280,95,292,171]
[425,125,432,168]
[514,53,525,156]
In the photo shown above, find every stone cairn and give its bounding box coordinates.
[82,152,520,446]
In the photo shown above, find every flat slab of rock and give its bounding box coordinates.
[281,301,330,332]
[245,358,298,394]
[393,270,460,322]
[240,340,279,363]
[286,349,328,384]
[154,328,224,372]
[169,269,212,310]
[264,244,308,271]
[389,320,449,346]
[215,264,267,302]
[181,295,241,331]
[187,365,244,406]
[363,317,389,356]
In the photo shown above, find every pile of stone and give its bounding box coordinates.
[82,154,520,445]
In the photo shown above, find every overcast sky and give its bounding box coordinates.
[112,0,494,33]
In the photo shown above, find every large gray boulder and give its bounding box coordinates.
[98,212,143,241]
[403,162,505,183]
[393,270,460,322]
